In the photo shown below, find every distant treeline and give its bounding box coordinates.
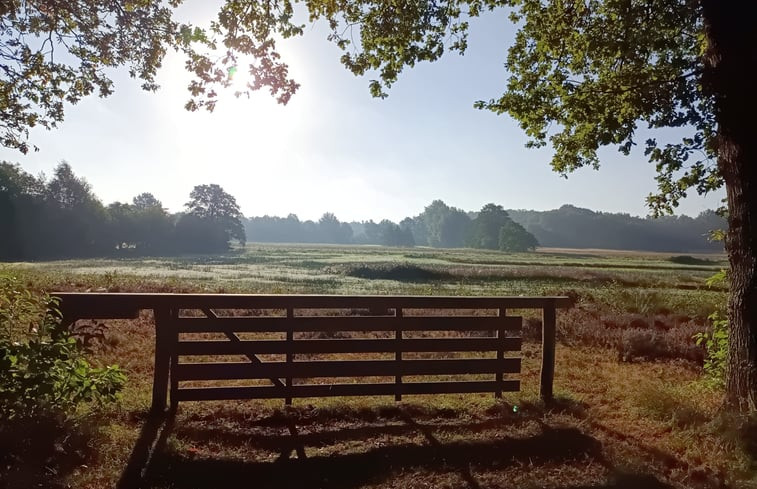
[1,162,245,260]
[508,205,724,252]
[247,201,725,253]
[1,161,724,261]
[246,201,539,252]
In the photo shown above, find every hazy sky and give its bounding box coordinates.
[0,7,723,223]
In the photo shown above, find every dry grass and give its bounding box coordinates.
[4,314,748,489]
[1,245,753,489]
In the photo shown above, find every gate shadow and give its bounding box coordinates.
[117,405,675,489]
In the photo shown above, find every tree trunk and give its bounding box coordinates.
[702,1,757,413]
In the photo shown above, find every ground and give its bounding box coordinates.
[2,245,755,489]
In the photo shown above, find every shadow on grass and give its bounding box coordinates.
[567,473,675,489]
[341,264,453,282]
[146,427,602,489]
[0,417,95,489]
[117,409,176,489]
[116,403,678,489]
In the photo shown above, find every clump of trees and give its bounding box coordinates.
[351,220,414,247]
[0,162,245,260]
[398,201,538,252]
[467,204,538,252]
[245,213,354,245]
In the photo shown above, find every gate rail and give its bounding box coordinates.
[55,293,572,411]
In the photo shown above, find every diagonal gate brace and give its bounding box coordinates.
[201,308,286,389]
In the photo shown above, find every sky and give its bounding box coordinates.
[0,6,724,223]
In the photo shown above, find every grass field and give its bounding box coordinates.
[4,244,756,489]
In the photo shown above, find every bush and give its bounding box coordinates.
[669,255,715,265]
[694,310,728,387]
[693,270,729,386]
[0,274,126,421]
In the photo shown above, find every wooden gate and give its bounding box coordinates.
[55,294,572,410]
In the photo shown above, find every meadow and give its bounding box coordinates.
[4,244,756,489]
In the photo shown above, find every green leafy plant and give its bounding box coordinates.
[695,311,729,386]
[0,274,126,420]
[694,269,729,386]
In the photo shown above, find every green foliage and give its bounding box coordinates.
[468,203,511,249]
[0,274,126,421]
[694,270,728,386]
[695,310,728,387]
[0,1,185,153]
[395,200,472,248]
[0,162,252,259]
[467,203,538,252]
[498,220,538,252]
[186,184,246,246]
[479,0,716,216]
[0,0,726,223]
[706,269,728,288]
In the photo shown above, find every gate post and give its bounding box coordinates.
[151,307,171,414]
[540,304,556,404]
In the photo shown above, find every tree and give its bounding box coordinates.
[128,193,173,252]
[420,200,452,247]
[2,1,755,411]
[106,202,138,251]
[439,209,472,248]
[362,220,382,244]
[0,162,44,259]
[468,203,512,250]
[498,220,538,252]
[185,184,245,247]
[318,212,352,244]
[45,162,97,210]
[132,193,164,211]
[173,213,229,253]
[43,162,109,257]
[377,219,415,247]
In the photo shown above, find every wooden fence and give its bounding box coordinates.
[55,293,572,411]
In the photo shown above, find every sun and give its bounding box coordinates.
[227,64,248,93]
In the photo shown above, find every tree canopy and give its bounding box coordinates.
[0,0,721,212]
[185,183,246,247]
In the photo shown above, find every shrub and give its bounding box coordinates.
[694,310,728,387]
[669,255,714,265]
[0,274,126,421]
[693,270,729,386]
